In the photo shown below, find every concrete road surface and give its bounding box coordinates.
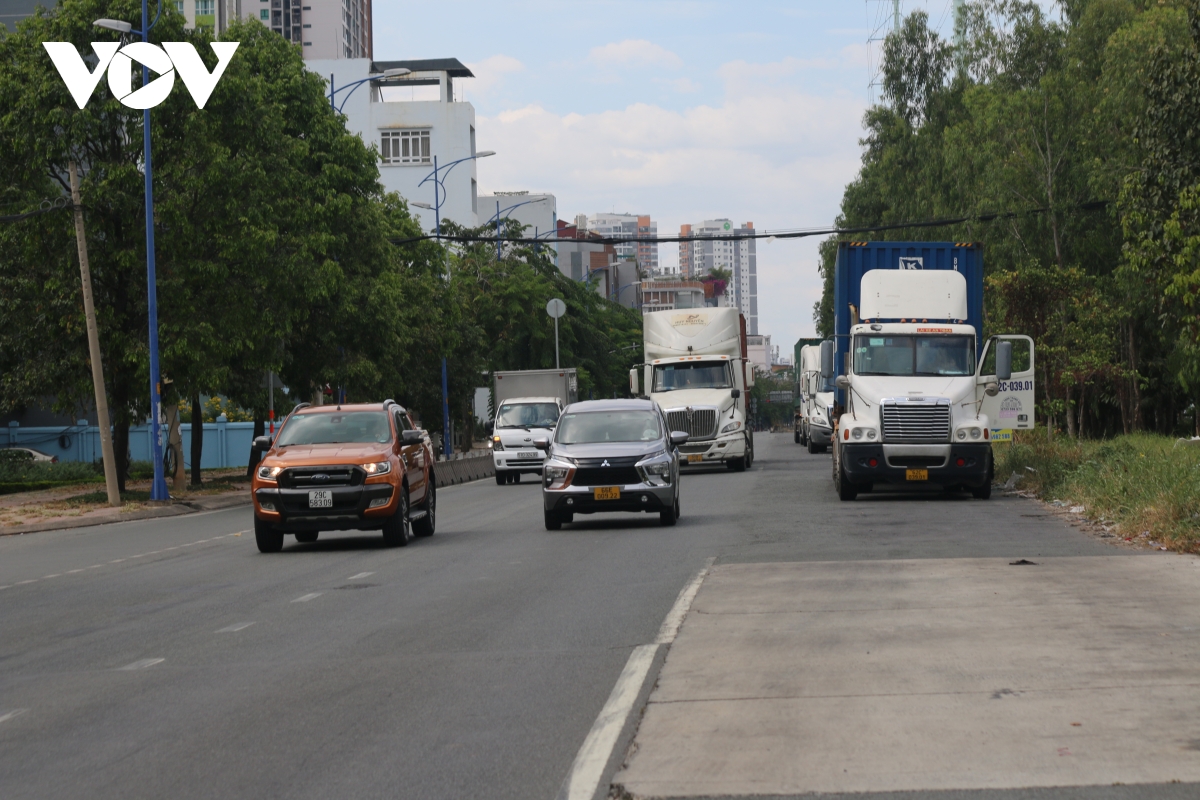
[0,434,1191,800]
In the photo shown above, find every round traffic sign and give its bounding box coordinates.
[546,298,567,319]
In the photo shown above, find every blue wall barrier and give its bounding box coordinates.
[2,417,258,470]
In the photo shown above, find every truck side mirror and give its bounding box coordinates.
[996,341,1013,382]
[730,388,741,399]
[629,368,640,396]
[835,375,850,390]
[820,340,834,379]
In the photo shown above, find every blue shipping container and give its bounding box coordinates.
[832,241,983,406]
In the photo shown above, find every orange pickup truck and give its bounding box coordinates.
[250,400,436,553]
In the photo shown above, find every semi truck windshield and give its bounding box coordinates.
[653,362,732,392]
[853,335,975,377]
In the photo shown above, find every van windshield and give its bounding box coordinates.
[276,411,392,446]
[495,402,560,429]
[853,335,975,377]
[653,361,732,392]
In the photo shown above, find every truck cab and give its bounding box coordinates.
[491,396,562,485]
[796,343,835,453]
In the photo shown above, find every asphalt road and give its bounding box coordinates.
[0,434,1148,800]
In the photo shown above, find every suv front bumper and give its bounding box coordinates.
[543,480,673,515]
[841,443,991,487]
[254,483,395,532]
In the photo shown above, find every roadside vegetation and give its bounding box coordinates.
[996,433,1200,551]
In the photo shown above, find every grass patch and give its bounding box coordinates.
[996,432,1200,552]
[65,489,153,505]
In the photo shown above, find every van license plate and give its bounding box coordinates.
[687,454,703,463]
[517,451,540,459]
[905,469,928,481]
[594,487,620,500]
[308,490,333,508]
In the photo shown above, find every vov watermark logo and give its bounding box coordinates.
[43,41,239,110]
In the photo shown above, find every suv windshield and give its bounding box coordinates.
[276,411,392,446]
[853,335,975,377]
[495,402,560,429]
[653,361,732,392]
[556,411,661,444]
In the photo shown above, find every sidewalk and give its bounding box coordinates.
[613,556,1200,798]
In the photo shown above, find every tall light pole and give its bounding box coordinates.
[486,197,548,259]
[327,67,410,113]
[95,8,170,501]
[413,150,496,458]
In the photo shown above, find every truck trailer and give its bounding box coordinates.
[825,241,1035,500]
[631,308,755,471]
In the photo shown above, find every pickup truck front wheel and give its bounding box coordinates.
[254,516,284,553]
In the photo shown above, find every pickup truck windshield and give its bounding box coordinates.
[653,361,732,392]
[853,335,975,377]
[276,411,392,446]
[495,402,560,429]
[556,411,661,444]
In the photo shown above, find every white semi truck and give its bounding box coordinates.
[631,308,755,471]
[796,343,835,454]
[826,244,1035,501]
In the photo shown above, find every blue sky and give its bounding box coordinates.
[372,1,1059,354]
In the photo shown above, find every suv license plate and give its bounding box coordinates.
[905,469,928,481]
[687,454,703,463]
[517,451,540,459]
[593,487,620,500]
[308,490,333,508]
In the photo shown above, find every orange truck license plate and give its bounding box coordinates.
[687,454,703,463]
[594,487,620,500]
[906,469,929,481]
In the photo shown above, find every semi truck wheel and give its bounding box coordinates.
[807,436,822,454]
[834,446,857,501]
[794,428,800,444]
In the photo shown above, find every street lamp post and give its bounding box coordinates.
[413,151,495,458]
[486,197,547,259]
[614,281,642,310]
[326,67,410,113]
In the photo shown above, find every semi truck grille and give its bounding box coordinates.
[881,402,950,443]
[666,408,718,440]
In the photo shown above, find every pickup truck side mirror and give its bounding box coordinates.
[670,430,689,446]
[532,437,550,451]
[820,340,835,379]
[401,430,424,445]
[835,375,850,390]
[730,388,741,399]
[253,435,273,450]
[996,340,1013,382]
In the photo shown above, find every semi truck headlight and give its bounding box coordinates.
[492,436,504,451]
[257,465,282,481]
[363,461,391,475]
[970,427,981,439]
[852,428,863,440]
[866,429,876,440]
[721,421,742,433]
[957,429,967,440]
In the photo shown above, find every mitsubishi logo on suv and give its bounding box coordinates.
[601,460,610,467]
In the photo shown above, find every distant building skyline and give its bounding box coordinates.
[586,213,660,275]
[678,219,757,334]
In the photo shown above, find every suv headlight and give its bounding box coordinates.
[638,456,673,485]
[544,464,569,480]
[257,465,282,481]
[492,436,504,451]
[363,461,391,475]
[721,420,742,433]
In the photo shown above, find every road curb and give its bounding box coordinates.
[0,493,251,536]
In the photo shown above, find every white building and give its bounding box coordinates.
[586,213,659,274]
[639,280,706,314]
[746,334,772,374]
[678,220,758,334]
[175,0,372,60]
[477,192,557,239]
[307,57,482,229]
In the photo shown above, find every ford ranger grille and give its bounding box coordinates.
[881,401,951,443]
[666,408,718,440]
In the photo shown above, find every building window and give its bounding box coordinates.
[196,0,213,14]
[380,130,431,165]
[260,9,269,19]
[175,0,184,13]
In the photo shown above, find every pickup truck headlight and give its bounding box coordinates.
[492,436,504,451]
[257,465,282,481]
[363,461,391,475]
[721,421,742,433]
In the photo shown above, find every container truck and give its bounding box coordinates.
[491,368,578,485]
[795,340,835,453]
[825,241,1035,500]
[630,308,755,471]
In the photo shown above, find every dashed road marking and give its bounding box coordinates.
[43,574,61,579]
[348,572,374,580]
[292,592,323,603]
[217,622,255,633]
[0,709,28,724]
[118,658,164,671]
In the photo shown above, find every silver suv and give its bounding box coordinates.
[535,399,688,530]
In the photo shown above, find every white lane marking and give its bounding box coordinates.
[348,572,374,580]
[43,574,61,579]
[292,592,323,603]
[118,658,164,671]
[0,586,9,591]
[655,557,716,645]
[558,644,660,800]
[16,580,36,585]
[66,569,85,573]
[0,709,28,724]
[109,559,125,563]
[217,622,255,633]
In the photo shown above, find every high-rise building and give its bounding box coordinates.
[175,0,372,60]
[678,220,758,334]
[587,213,659,274]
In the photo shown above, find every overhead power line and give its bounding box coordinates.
[0,196,71,223]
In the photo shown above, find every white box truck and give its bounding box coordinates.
[491,369,578,485]
[631,308,755,471]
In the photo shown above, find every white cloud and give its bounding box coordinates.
[587,39,684,70]
[463,54,525,100]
